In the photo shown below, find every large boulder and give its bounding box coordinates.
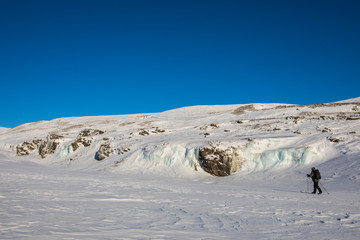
[198,143,243,176]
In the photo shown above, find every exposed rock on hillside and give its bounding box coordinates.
[199,143,243,176]
[232,104,256,115]
[71,129,104,151]
[16,139,42,156]
[38,134,63,158]
[138,127,165,136]
[39,139,59,158]
[96,142,115,161]
[71,137,92,151]
[139,129,150,136]
[16,130,103,158]
[48,133,64,140]
[200,123,220,130]
[79,129,104,137]
[16,133,64,158]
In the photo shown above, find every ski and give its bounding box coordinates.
[300,191,323,195]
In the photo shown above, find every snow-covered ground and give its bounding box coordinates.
[1,98,360,239]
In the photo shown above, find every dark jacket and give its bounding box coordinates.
[307,169,319,183]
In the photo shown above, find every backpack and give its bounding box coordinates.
[314,169,321,180]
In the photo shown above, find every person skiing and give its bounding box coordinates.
[307,167,322,194]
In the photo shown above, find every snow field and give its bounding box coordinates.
[1,155,359,239]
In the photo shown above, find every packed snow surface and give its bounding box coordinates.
[1,98,360,239]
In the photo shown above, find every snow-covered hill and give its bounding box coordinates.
[0,127,9,134]
[1,99,359,178]
[1,99,360,239]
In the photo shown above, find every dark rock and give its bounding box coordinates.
[346,117,360,120]
[16,140,41,156]
[198,145,234,176]
[139,127,165,136]
[69,129,103,152]
[71,137,92,151]
[210,123,219,129]
[151,127,165,133]
[16,134,62,158]
[139,129,150,136]
[117,147,131,154]
[96,143,114,161]
[78,129,104,137]
[39,139,59,158]
[328,136,341,143]
[48,133,63,140]
[321,128,331,133]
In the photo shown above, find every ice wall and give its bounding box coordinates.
[242,147,315,173]
[126,144,203,177]
[53,140,321,177]
[123,142,318,177]
[56,145,74,158]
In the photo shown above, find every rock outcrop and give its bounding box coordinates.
[39,139,59,158]
[138,127,165,136]
[38,134,63,158]
[232,104,256,115]
[16,130,104,158]
[78,129,104,137]
[96,142,115,161]
[198,143,243,177]
[71,129,104,151]
[16,139,42,156]
[16,133,63,158]
[71,137,92,151]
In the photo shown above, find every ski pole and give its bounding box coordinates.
[307,177,309,193]
[319,182,329,195]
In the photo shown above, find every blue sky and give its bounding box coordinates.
[1,0,359,128]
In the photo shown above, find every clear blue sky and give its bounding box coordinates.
[1,0,359,128]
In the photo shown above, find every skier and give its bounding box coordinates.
[307,167,322,194]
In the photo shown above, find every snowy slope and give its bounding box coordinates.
[1,100,359,178]
[336,96,360,103]
[1,99,360,239]
[0,127,8,134]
